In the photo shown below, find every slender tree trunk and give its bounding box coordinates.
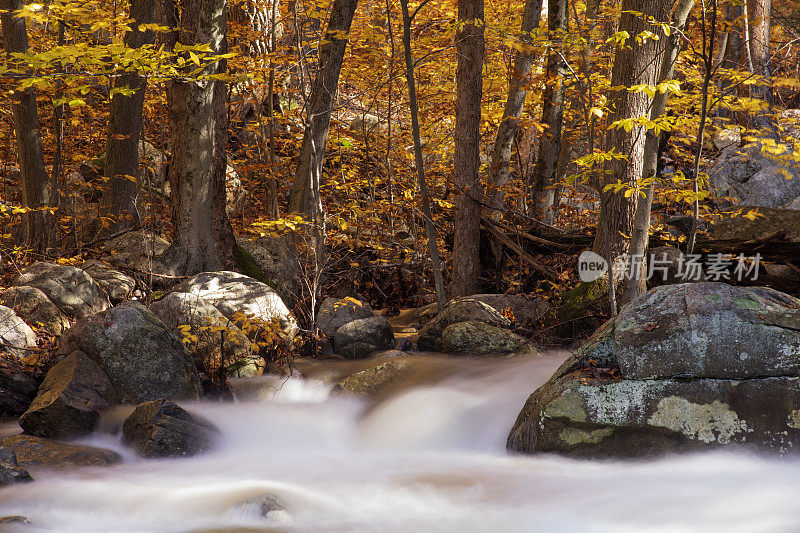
[399,0,447,309]
[1,0,51,252]
[452,0,485,297]
[102,0,157,232]
[623,0,694,303]
[163,0,235,274]
[749,0,773,127]
[484,0,543,215]
[287,0,359,216]
[531,0,568,223]
[592,0,673,261]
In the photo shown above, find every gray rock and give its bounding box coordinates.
[0,515,31,525]
[1,434,121,467]
[99,231,172,286]
[468,294,549,328]
[317,297,374,338]
[442,321,531,355]
[150,292,259,378]
[0,447,33,486]
[333,359,414,397]
[58,302,201,403]
[646,246,689,286]
[0,286,69,337]
[0,361,40,417]
[173,271,299,341]
[236,234,302,309]
[0,306,37,360]
[80,260,137,304]
[13,262,110,320]
[712,206,800,243]
[334,316,394,359]
[19,352,117,439]
[121,399,217,458]
[418,299,510,352]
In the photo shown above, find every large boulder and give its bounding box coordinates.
[441,321,531,355]
[712,206,800,243]
[0,286,69,337]
[709,141,800,208]
[13,262,110,320]
[0,360,41,417]
[0,306,37,360]
[80,260,137,304]
[19,352,116,439]
[172,271,299,341]
[121,399,217,458]
[149,292,259,378]
[334,316,394,359]
[0,448,33,486]
[417,299,510,352]
[236,234,302,310]
[58,302,201,403]
[508,283,800,457]
[317,297,374,338]
[1,435,121,467]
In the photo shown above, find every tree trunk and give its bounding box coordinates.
[452,0,485,297]
[592,0,674,261]
[102,0,157,232]
[484,0,543,215]
[1,0,51,252]
[749,0,773,126]
[530,0,568,223]
[623,0,694,303]
[287,0,359,216]
[163,0,235,274]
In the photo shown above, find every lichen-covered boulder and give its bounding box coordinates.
[58,302,201,403]
[1,435,121,467]
[508,283,800,457]
[417,299,510,352]
[13,262,110,320]
[19,352,116,439]
[441,321,531,355]
[150,292,259,378]
[0,286,69,337]
[0,305,37,360]
[121,399,217,458]
[80,260,137,304]
[317,297,374,338]
[334,316,394,359]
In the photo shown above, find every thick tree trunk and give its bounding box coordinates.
[1,0,51,252]
[484,0,543,214]
[287,0,358,216]
[530,0,568,223]
[452,0,485,297]
[623,0,694,303]
[592,0,673,261]
[102,0,157,232]
[749,0,773,126]
[163,0,235,274]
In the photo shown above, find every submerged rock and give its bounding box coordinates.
[121,399,217,458]
[19,352,116,439]
[333,316,394,359]
[441,321,531,355]
[333,359,414,397]
[508,283,800,457]
[1,435,121,467]
[58,302,201,403]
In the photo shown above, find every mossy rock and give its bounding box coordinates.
[541,279,609,339]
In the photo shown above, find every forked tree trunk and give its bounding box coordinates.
[163,0,235,274]
[287,0,359,216]
[484,0,543,215]
[102,0,157,232]
[530,0,568,223]
[1,0,51,252]
[452,0,485,297]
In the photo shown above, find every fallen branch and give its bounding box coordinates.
[481,220,557,280]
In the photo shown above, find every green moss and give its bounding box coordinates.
[559,427,614,446]
[234,243,277,290]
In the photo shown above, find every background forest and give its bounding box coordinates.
[1,0,800,357]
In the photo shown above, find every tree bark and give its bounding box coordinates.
[287,0,359,216]
[623,0,694,303]
[452,0,485,297]
[530,0,568,223]
[484,0,543,215]
[102,0,157,232]
[1,0,51,252]
[163,0,235,274]
[749,0,773,126]
[592,0,674,261]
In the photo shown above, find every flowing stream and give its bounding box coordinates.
[2,351,800,532]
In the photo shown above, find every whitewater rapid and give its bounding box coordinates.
[1,352,799,532]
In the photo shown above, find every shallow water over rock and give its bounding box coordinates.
[2,352,800,532]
